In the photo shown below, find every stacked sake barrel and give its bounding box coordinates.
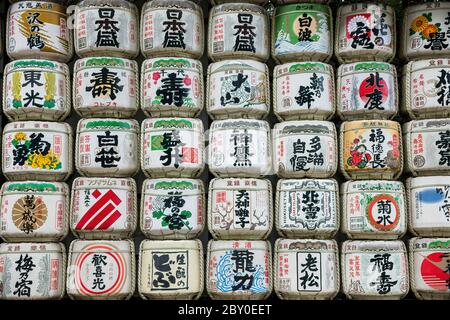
[400,0,450,300]
[335,1,409,300]
[137,0,205,300]
[0,0,73,300]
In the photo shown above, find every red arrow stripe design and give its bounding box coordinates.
[97,210,122,230]
[76,190,122,230]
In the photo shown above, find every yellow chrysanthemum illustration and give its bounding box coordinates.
[422,24,439,39]
[14,132,27,142]
[411,16,429,33]
[27,149,61,170]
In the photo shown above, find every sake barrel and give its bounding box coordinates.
[141,0,204,59]
[340,120,403,180]
[409,237,450,300]
[67,239,135,300]
[341,240,409,300]
[2,121,73,182]
[0,181,69,242]
[141,178,205,240]
[341,180,407,240]
[273,62,335,121]
[141,118,205,178]
[208,178,272,240]
[3,59,71,121]
[73,57,139,118]
[74,0,139,58]
[209,0,270,4]
[407,176,450,237]
[208,3,269,62]
[75,119,140,177]
[70,177,137,240]
[207,240,272,300]
[138,239,203,300]
[337,61,398,120]
[7,1,73,62]
[208,119,272,178]
[273,120,337,178]
[403,119,450,176]
[275,178,339,239]
[207,59,270,120]
[272,3,333,63]
[141,57,203,118]
[0,242,66,300]
[274,239,339,300]
[335,3,396,63]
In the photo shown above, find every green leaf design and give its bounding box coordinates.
[409,29,416,36]
[161,219,169,227]
[180,210,192,219]
[152,210,164,219]
[424,13,432,21]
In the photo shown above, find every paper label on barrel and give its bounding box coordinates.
[76,7,137,53]
[8,2,70,57]
[339,62,396,113]
[142,8,201,53]
[278,180,337,232]
[149,250,189,290]
[410,184,450,229]
[344,251,408,296]
[142,180,203,236]
[5,60,67,113]
[3,128,69,174]
[142,59,201,111]
[273,4,331,57]
[406,3,450,56]
[75,58,137,111]
[209,243,269,294]
[343,121,401,174]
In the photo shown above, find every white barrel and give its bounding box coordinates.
[141,118,205,178]
[67,239,135,300]
[275,178,339,239]
[341,240,409,300]
[2,121,73,182]
[273,62,335,121]
[0,242,66,300]
[3,59,71,121]
[208,119,272,178]
[0,181,69,242]
[208,178,272,240]
[341,180,407,240]
[70,177,137,240]
[138,239,204,300]
[206,240,272,300]
[274,239,339,300]
[141,178,205,240]
[207,59,270,120]
[75,119,140,177]
[73,57,139,118]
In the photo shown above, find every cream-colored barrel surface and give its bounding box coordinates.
[274,238,339,300]
[208,178,272,240]
[208,3,269,62]
[275,178,339,239]
[206,240,272,300]
[409,237,450,300]
[0,242,66,300]
[73,57,139,118]
[141,178,205,240]
[3,59,71,121]
[337,62,398,120]
[141,118,205,178]
[340,120,403,180]
[66,239,135,300]
[208,119,272,178]
[138,239,204,300]
[341,240,409,300]
[403,119,450,176]
[273,62,335,121]
[74,0,139,58]
[70,177,137,240]
[0,181,69,242]
[75,119,140,177]
[407,176,450,237]
[335,3,396,63]
[2,121,73,182]
[341,180,406,240]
